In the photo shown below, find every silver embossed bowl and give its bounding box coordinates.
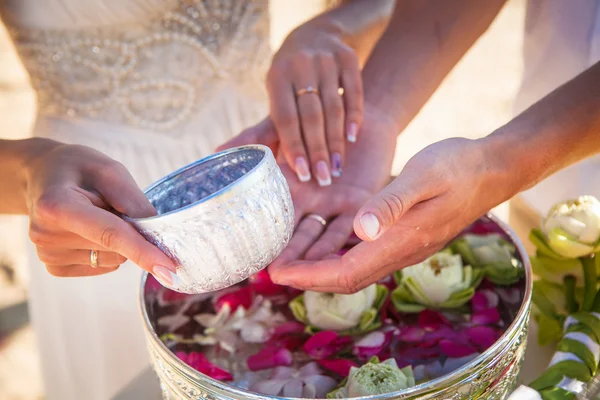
[140,213,532,400]
[128,145,294,294]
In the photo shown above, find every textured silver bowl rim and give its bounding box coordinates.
[139,212,532,399]
[126,145,273,227]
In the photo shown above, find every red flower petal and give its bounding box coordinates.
[247,347,293,371]
[465,326,501,350]
[176,352,233,381]
[418,310,451,331]
[398,326,426,342]
[472,290,500,312]
[160,288,190,304]
[439,339,478,358]
[145,274,163,293]
[249,270,286,296]
[273,321,306,338]
[471,308,501,325]
[353,331,394,360]
[317,359,357,377]
[214,286,253,312]
[303,331,351,360]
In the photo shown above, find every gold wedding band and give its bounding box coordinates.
[296,86,320,97]
[305,214,327,227]
[90,250,99,268]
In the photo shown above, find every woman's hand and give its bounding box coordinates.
[23,139,177,279]
[270,104,398,266]
[220,21,363,186]
[269,137,516,293]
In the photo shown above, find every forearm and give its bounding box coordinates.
[485,61,600,197]
[294,0,395,64]
[362,0,506,131]
[0,138,57,214]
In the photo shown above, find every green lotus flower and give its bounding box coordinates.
[327,357,415,398]
[539,196,600,259]
[290,284,388,335]
[451,233,522,285]
[392,250,483,313]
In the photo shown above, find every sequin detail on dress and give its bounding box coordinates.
[8,0,270,135]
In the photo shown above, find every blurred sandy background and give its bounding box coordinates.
[0,1,524,398]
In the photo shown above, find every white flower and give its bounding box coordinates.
[542,195,600,258]
[193,298,285,352]
[250,362,337,398]
[331,358,415,398]
[392,251,482,312]
[303,284,377,331]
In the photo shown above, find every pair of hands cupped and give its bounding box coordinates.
[26,132,504,293]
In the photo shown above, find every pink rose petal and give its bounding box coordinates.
[247,347,293,371]
[214,286,253,312]
[398,326,426,342]
[273,321,306,337]
[439,339,478,358]
[176,352,233,381]
[317,359,357,377]
[353,331,394,360]
[471,308,501,325]
[418,309,451,331]
[249,270,286,296]
[465,326,501,350]
[303,331,351,360]
[472,290,500,312]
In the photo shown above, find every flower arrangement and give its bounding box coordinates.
[148,225,525,398]
[509,195,600,400]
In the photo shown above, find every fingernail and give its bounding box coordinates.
[153,265,181,288]
[315,160,332,187]
[331,153,342,178]
[347,122,358,143]
[360,213,381,240]
[295,157,311,182]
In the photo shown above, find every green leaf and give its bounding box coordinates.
[536,313,563,346]
[539,387,578,400]
[289,295,308,324]
[548,227,596,259]
[373,284,389,310]
[557,338,597,374]
[450,238,479,267]
[529,360,592,391]
[569,312,600,342]
[532,281,561,319]
[531,255,583,286]
[530,228,565,260]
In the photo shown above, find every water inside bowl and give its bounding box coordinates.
[146,148,265,215]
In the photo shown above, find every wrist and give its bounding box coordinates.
[478,131,540,202]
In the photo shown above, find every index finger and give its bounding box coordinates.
[54,197,176,274]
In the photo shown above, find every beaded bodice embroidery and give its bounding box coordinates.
[6,0,271,134]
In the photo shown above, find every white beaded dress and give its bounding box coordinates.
[0,1,293,398]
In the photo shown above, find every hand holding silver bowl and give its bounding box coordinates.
[126,145,294,294]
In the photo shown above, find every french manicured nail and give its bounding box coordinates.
[315,160,332,187]
[153,265,181,287]
[295,157,311,182]
[347,122,358,143]
[360,213,380,240]
[331,153,342,178]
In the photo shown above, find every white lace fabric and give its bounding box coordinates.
[2,0,271,136]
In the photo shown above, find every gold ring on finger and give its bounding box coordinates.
[90,249,99,268]
[304,213,327,227]
[296,86,320,97]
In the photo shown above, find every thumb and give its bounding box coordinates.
[353,169,438,241]
[216,117,279,155]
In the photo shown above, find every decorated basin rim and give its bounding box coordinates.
[139,212,532,399]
